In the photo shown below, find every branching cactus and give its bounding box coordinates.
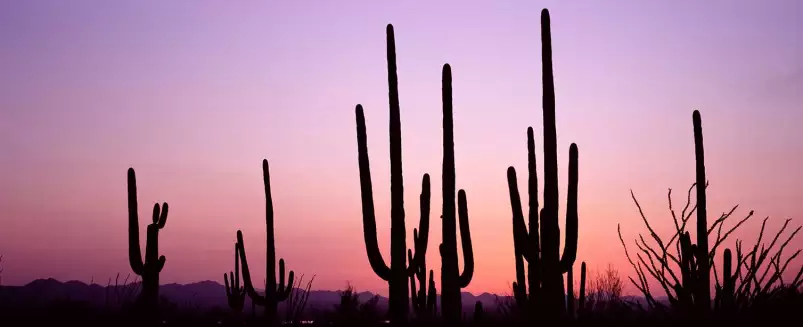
[506,8,579,320]
[225,242,247,314]
[127,167,169,313]
[408,249,436,319]
[354,23,432,324]
[236,160,295,325]
[439,63,475,323]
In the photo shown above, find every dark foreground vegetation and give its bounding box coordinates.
[1,7,801,327]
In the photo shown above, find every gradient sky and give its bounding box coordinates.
[1,0,801,296]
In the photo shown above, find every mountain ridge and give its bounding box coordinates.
[0,278,653,315]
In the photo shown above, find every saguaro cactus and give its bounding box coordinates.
[225,243,247,314]
[506,8,579,320]
[579,262,587,314]
[674,111,712,316]
[692,110,711,313]
[409,249,436,318]
[355,24,432,324]
[127,168,169,313]
[567,264,575,316]
[715,248,735,312]
[237,160,295,325]
[440,63,475,323]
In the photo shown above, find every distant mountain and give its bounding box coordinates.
[0,279,651,316]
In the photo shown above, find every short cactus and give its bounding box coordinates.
[224,242,246,313]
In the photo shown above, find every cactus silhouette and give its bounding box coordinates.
[692,110,711,314]
[715,248,735,312]
[439,63,475,323]
[236,159,295,325]
[578,261,587,315]
[127,167,168,314]
[567,263,575,316]
[354,23,432,324]
[225,242,246,314]
[473,301,484,322]
[408,248,436,318]
[506,8,579,321]
[673,111,712,316]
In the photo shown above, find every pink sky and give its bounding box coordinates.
[1,0,802,296]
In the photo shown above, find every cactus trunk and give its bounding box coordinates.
[692,110,711,313]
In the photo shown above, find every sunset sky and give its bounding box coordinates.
[1,0,801,296]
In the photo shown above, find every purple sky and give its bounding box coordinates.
[1,0,801,295]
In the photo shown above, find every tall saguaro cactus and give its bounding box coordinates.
[692,110,711,313]
[439,63,475,323]
[354,24,432,324]
[506,8,579,320]
[127,168,169,313]
[237,160,295,325]
[674,110,712,316]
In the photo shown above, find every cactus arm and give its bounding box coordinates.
[567,264,575,315]
[236,231,267,305]
[407,250,419,310]
[127,168,145,275]
[560,144,579,272]
[408,174,431,274]
[278,259,294,301]
[225,273,233,297]
[579,262,586,313]
[279,271,294,300]
[278,258,285,295]
[355,105,392,281]
[234,244,240,290]
[427,270,436,313]
[692,110,711,311]
[507,166,529,309]
[457,190,475,288]
[526,127,540,264]
[156,203,168,229]
[507,167,531,260]
[156,255,166,272]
